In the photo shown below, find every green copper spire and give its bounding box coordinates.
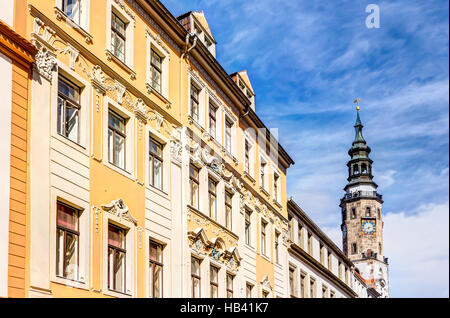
[353,107,366,145]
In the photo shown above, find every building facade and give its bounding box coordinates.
[1,0,383,299]
[0,2,37,298]
[340,108,390,297]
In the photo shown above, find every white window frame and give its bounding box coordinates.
[145,28,170,99]
[259,154,269,192]
[106,0,135,69]
[259,215,270,259]
[102,211,135,298]
[243,136,255,178]
[188,71,206,128]
[55,0,91,32]
[103,96,135,179]
[145,232,169,298]
[146,126,170,195]
[223,112,237,158]
[51,62,91,155]
[206,91,223,143]
[272,169,281,204]
[49,189,90,290]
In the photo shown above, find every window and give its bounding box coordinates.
[338,261,343,279]
[108,110,126,169]
[310,278,316,298]
[149,138,163,190]
[298,224,304,248]
[379,243,382,254]
[300,273,307,298]
[149,241,163,298]
[62,0,81,24]
[57,76,81,144]
[289,267,297,298]
[320,243,325,265]
[307,232,313,255]
[260,161,266,189]
[330,290,336,298]
[345,267,349,285]
[378,208,381,219]
[351,208,357,219]
[366,207,371,217]
[261,220,267,256]
[191,257,201,298]
[210,266,218,298]
[56,202,80,281]
[208,178,217,220]
[353,164,359,175]
[209,103,217,139]
[351,243,357,255]
[245,209,251,246]
[225,191,233,230]
[275,232,280,264]
[288,215,293,241]
[150,50,162,93]
[190,84,200,122]
[226,274,234,298]
[111,12,126,62]
[246,283,253,298]
[328,252,332,270]
[273,173,280,202]
[189,164,199,209]
[225,118,232,153]
[108,224,126,293]
[322,285,328,298]
[244,140,251,174]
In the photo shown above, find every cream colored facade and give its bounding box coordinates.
[1,0,379,299]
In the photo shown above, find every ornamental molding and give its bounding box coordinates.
[101,199,138,226]
[145,28,171,57]
[188,228,242,270]
[33,41,57,81]
[188,65,206,88]
[260,275,273,291]
[113,0,136,22]
[170,127,183,164]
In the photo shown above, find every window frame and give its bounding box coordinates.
[261,219,267,256]
[61,0,81,25]
[246,283,253,298]
[111,11,127,63]
[209,102,217,140]
[226,274,234,298]
[208,177,217,220]
[57,75,82,145]
[210,265,219,298]
[149,240,164,298]
[107,223,127,294]
[191,257,201,298]
[189,164,200,210]
[245,209,252,246]
[225,190,233,230]
[108,109,127,170]
[56,201,80,281]
[150,49,163,94]
[274,231,280,264]
[225,117,233,154]
[149,137,163,191]
[190,84,200,123]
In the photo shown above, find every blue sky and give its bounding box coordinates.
[162,0,449,297]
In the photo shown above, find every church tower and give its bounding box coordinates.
[340,105,390,297]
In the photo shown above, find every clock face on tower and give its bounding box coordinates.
[361,219,376,235]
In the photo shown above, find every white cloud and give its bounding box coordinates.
[384,201,449,298]
[377,169,397,189]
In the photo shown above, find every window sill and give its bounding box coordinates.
[104,161,134,181]
[146,83,171,109]
[104,288,133,298]
[51,276,89,291]
[54,7,93,44]
[259,253,271,262]
[244,244,255,251]
[146,184,169,198]
[273,199,282,209]
[243,172,256,185]
[222,148,238,166]
[105,49,136,80]
[187,115,205,132]
[260,187,270,197]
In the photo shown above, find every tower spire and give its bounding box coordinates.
[353,99,366,145]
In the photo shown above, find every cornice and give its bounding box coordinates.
[0,20,37,69]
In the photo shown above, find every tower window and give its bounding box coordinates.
[361,163,368,174]
[366,207,371,217]
[351,243,357,255]
[351,208,357,219]
[378,208,381,219]
[353,164,359,175]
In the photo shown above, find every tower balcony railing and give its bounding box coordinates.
[342,191,383,201]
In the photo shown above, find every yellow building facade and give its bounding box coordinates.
[11,0,295,298]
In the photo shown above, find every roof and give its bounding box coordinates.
[231,70,254,94]
[177,10,216,43]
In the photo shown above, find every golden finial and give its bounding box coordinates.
[354,98,361,111]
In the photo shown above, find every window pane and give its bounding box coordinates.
[153,159,162,190]
[64,232,79,280]
[191,258,200,276]
[193,278,200,298]
[65,103,79,143]
[114,134,125,169]
[153,265,162,298]
[56,228,64,277]
[152,68,161,92]
[108,225,125,249]
[114,250,125,292]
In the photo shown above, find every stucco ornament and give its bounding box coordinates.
[34,45,57,81]
[101,199,137,225]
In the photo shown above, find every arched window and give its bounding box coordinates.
[361,163,368,174]
[366,207,371,217]
[353,164,359,175]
